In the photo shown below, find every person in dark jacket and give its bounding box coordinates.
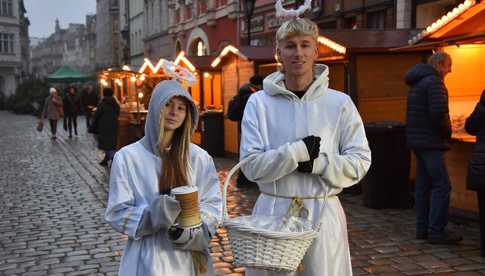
[90,88,120,166]
[227,75,262,187]
[465,89,485,256]
[405,51,462,244]
[81,84,99,130]
[63,86,82,138]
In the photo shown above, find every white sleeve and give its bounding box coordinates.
[239,98,310,183]
[196,154,223,236]
[312,97,372,188]
[104,152,149,240]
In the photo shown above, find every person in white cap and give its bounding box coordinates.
[105,80,222,276]
[41,87,64,139]
[239,17,371,275]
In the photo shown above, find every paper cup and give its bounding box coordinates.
[171,185,202,228]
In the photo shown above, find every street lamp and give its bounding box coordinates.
[243,0,256,46]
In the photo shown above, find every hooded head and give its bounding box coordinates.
[141,80,198,156]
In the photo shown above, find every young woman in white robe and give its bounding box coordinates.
[239,18,372,276]
[105,80,222,276]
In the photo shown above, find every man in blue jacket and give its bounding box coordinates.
[405,51,461,244]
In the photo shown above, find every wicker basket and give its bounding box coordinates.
[222,160,323,272]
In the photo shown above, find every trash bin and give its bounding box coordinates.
[361,121,412,209]
[200,110,224,157]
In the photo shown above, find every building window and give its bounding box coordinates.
[367,10,386,29]
[0,33,14,53]
[189,38,207,56]
[344,17,357,29]
[0,0,13,17]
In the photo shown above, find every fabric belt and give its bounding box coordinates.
[260,191,337,200]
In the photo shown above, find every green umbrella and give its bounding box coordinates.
[47,65,92,83]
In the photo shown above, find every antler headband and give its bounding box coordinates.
[275,0,312,19]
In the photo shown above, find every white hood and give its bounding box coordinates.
[263,64,329,101]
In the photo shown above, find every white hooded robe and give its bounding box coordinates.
[240,64,371,276]
[105,80,222,276]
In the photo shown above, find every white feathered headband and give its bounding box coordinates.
[275,0,312,19]
[161,59,196,87]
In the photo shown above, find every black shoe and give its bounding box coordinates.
[68,134,72,139]
[428,231,462,245]
[416,232,428,240]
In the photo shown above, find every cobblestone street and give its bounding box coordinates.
[1,111,484,276]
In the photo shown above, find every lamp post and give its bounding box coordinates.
[243,0,256,46]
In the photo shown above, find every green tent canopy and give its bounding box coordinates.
[47,65,91,83]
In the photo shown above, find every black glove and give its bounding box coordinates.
[302,135,321,160]
[297,160,313,173]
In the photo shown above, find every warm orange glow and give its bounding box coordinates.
[431,1,484,39]
[442,44,484,140]
[409,0,478,44]
[317,36,346,54]
[211,45,248,67]
[174,51,197,72]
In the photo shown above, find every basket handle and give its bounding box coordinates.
[222,157,252,221]
[221,157,329,232]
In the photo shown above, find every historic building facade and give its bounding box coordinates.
[0,0,29,96]
[30,17,96,79]
[95,0,121,69]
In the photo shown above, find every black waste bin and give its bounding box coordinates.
[361,121,412,209]
[200,110,224,157]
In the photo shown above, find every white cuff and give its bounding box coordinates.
[289,140,310,162]
[312,154,328,175]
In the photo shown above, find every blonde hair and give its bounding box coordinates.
[158,97,193,194]
[275,18,319,49]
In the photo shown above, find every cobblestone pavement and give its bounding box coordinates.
[0,111,484,276]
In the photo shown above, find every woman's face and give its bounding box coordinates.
[277,35,318,79]
[163,96,188,131]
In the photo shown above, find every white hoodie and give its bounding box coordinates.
[105,80,222,276]
[240,64,371,276]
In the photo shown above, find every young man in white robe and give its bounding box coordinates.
[240,18,372,276]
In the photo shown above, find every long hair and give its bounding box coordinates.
[158,98,193,194]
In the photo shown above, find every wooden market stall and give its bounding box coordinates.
[210,45,276,155]
[316,30,428,123]
[393,0,485,214]
[174,51,225,156]
[97,66,146,149]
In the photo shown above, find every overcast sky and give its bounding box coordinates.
[24,0,96,38]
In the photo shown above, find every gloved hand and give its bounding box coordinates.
[168,223,212,252]
[297,160,313,173]
[149,195,181,230]
[302,135,321,160]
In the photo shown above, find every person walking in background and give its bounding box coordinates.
[90,88,120,166]
[227,75,262,187]
[104,80,222,275]
[81,84,99,130]
[405,51,462,244]
[239,18,371,275]
[465,89,485,256]
[41,87,63,140]
[63,86,81,138]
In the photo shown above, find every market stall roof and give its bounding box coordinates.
[393,0,485,51]
[47,65,91,83]
[317,30,419,58]
[174,51,215,71]
[211,45,276,68]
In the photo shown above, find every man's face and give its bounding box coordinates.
[277,35,318,79]
[438,58,452,78]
